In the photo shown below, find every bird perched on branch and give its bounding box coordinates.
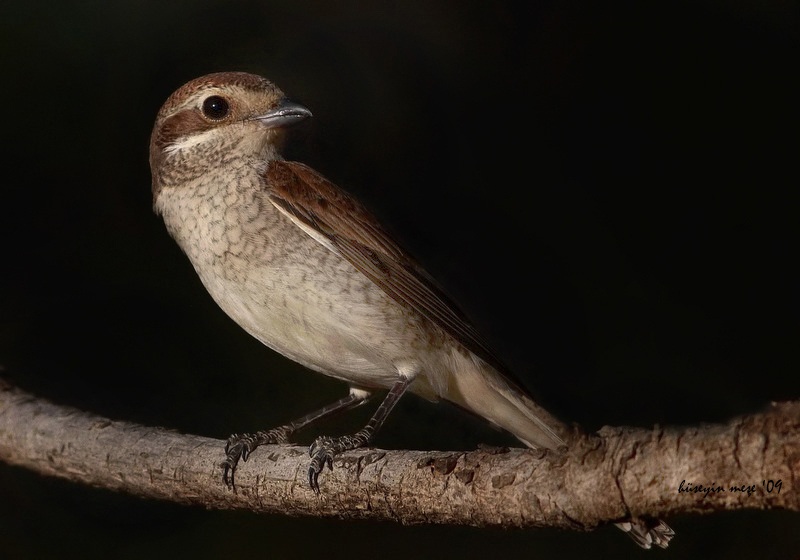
[149,71,673,549]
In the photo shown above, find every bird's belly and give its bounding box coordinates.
[197,248,424,389]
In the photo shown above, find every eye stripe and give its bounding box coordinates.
[164,128,219,155]
[152,108,215,154]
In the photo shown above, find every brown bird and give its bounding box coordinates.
[149,71,673,549]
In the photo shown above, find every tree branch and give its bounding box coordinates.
[0,380,796,533]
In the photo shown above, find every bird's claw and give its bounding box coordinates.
[221,458,236,490]
[221,434,252,490]
[308,436,336,494]
[220,427,295,490]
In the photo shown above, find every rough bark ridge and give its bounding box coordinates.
[0,381,797,531]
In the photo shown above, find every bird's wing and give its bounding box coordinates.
[264,160,507,373]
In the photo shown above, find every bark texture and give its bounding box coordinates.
[0,380,797,531]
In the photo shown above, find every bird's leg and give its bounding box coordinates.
[222,390,370,489]
[308,376,412,493]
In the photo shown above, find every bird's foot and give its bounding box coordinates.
[616,518,675,549]
[221,426,293,489]
[307,431,370,494]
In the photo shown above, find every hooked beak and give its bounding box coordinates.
[255,99,312,128]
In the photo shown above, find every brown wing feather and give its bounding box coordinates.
[264,160,507,373]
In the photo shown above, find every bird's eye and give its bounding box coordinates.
[202,95,230,120]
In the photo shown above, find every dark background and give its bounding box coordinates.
[1,1,798,558]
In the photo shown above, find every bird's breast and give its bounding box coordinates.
[156,170,435,388]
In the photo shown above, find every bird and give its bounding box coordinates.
[149,71,673,549]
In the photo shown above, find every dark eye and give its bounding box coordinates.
[202,95,230,120]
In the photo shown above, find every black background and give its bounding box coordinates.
[1,1,798,558]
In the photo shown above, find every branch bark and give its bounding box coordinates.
[0,380,797,533]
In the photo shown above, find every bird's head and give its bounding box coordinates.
[149,72,311,202]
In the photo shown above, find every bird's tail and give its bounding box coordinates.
[443,351,568,450]
[444,351,675,549]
